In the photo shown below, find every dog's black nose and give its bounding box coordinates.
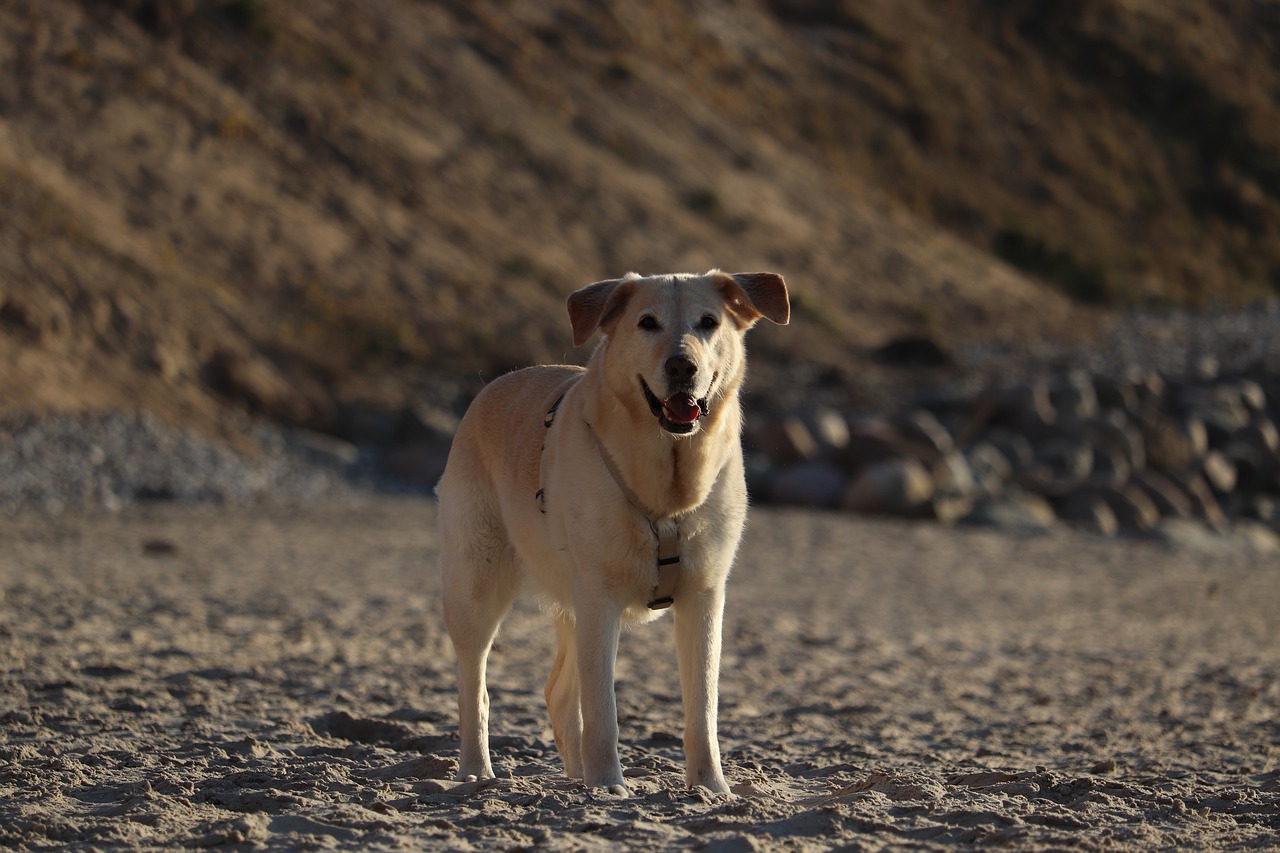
[664,354,698,384]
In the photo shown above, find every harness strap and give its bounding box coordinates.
[538,392,683,610]
[535,393,566,514]
[593,440,685,610]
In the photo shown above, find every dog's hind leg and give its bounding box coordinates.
[441,511,517,783]
[544,611,583,779]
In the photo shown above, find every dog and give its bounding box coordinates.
[437,270,789,794]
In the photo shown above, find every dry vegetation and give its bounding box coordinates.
[1,0,1278,437]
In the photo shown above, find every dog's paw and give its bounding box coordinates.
[686,768,730,795]
[585,779,630,797]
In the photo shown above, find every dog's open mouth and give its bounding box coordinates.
[641,377,710,435]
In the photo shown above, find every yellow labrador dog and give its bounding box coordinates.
[438,270,788,794]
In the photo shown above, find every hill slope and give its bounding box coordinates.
[2,1,1277,437]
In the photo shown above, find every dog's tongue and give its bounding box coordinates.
[663,393,701,424]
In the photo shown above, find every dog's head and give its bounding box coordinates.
[567,270,789,436]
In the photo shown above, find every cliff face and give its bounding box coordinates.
[2,1,1276,435]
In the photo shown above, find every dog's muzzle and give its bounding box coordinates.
[640,377,712,435]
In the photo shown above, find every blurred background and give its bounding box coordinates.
[2,1,1279,493]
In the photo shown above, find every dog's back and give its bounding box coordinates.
[437,366,581,601]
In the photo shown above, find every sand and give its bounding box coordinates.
[2,496,1278,850]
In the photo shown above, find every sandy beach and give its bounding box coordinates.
[2,496,1278,850]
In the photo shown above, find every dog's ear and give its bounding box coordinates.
[567,278,634,347]
[716,272,790,328]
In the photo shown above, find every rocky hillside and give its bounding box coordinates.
[2,0,1278,440]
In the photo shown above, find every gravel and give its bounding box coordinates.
[0,411,362,513]
[958,300,1280,384]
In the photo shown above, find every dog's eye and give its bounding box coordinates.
[638,315,660,331]
[699,314,719,331]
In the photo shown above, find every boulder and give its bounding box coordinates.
[1053,491,1120,537]
[844,457,935,517]
[1102,484,1161,533]
[806,407,851,453]
[835,418,908,475]
[1200,450,1238,494]
[1140,409,1200,473]
[964,491,1057,536]
[1033,437,1094,481]
[965,442,1013,499]
[1092,374,1139,416]
[1164,470,1228,529]
[897,409,954,460]
[770,462,848,509]
[749,415,819,466]
[1050,370,1100,423]
[984,429,1035,470]
[1130,471,1194,519]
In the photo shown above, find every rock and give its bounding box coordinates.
[1230,493,1280,525]
[1236,379,1267,413]
[1053,491,1120,536]
[805,407,850,453]
[1124,366,1165,406]
[995,380,1056,431]
[1102,484,1161,533]
[834,418,907,475]
[1200,450,1237,494]
[397,401,461,443]
[1192,354,1220,381]
[378,440,451,488]
[749,416,819,466]
[963,491,1057,535]
[1140,409,1199,473]
[291,430,360,468]
[1093,374,1139,415]
[931,492,974,525]
[1083,412,1145,474]
[844,457,935,517]
[1155,518,1280,553]
[984,429,1035,470]
[1130,471,1194,519]
[1152,518,1225,552]
[1240,417,1280,454]
[897,409,953,460]
[965,442,1012,499]
[770,462,848,509]
[1235,520,1280,552]
[1089,444,1131,484]
[336,401,403,444]
[1181,417,1210,457]
[1197,385,1251,448]
[1165,471,1228,528]
[744,453,777,502]
[1050,370,1100,423]
[933,451,977,498]
[1033,437,1093,480]
[930,449,977,525]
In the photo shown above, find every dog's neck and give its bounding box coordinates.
[582,361,745,519]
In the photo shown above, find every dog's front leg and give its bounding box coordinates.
[673,585,729,794]
[573,596,628,795]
